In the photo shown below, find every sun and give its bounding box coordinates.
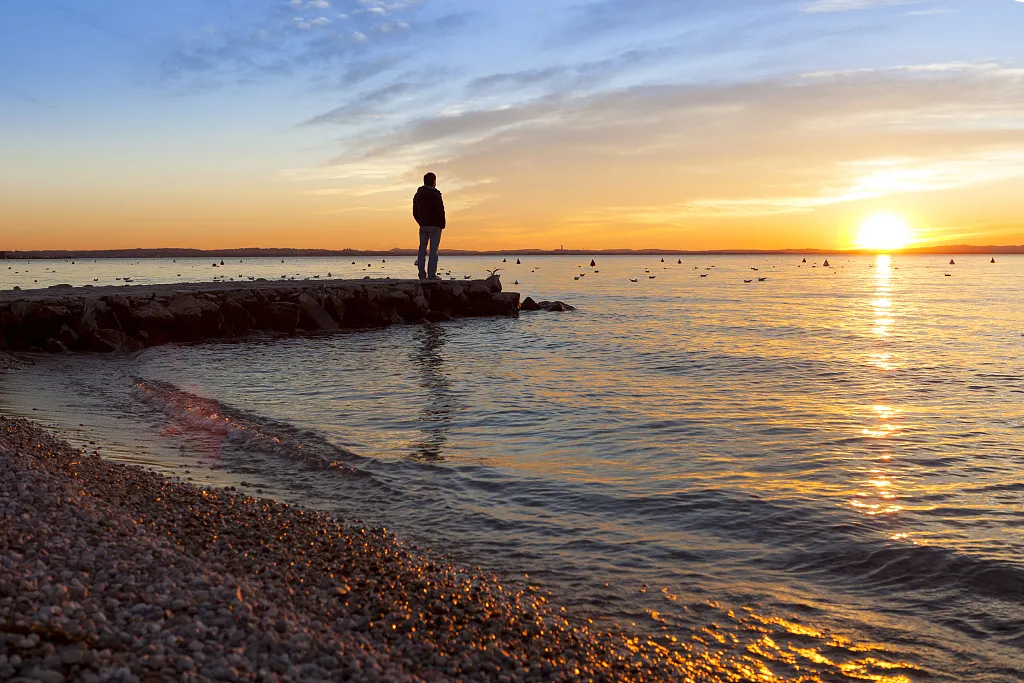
[856,213,913,251]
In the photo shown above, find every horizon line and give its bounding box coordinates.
[3,245,1024,258]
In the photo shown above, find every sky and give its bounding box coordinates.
[2,0,1024,251]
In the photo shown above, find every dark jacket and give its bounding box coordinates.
[413,186,446,230]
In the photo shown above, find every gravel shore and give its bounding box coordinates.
[0,415,693,683]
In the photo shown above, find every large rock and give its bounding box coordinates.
[76,300,120,336]
[134,300,174,326]
[90,328,144,353]
[56,324,80,349]
[520,296,541,311]
[167,295,202,322]
[253,301,301,333]
[222,300,255,336]
[0,301,30,327]
[298,293,339,331]
[323,291,348,323]
[536,300,575,312]
[489,292,521,314]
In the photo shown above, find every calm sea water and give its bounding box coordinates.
[2,255,1023,682]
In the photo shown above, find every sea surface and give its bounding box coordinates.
[2,254,1023,682]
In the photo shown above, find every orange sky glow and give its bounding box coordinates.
[2,3,1023,251]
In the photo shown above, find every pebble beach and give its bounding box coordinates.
[0,413,693,683]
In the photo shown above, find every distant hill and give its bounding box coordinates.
[2,245,1023,259]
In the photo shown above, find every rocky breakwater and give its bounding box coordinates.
[0,277,518,353]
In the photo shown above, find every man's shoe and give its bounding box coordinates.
[427,275,443,281]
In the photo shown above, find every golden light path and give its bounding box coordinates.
[856,214,913,251]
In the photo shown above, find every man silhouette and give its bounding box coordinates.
[413,172,446,280]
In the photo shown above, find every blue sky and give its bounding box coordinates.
[2,0,1024,249]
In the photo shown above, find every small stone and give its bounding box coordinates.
[60,644,85,665]
[36,669,66,683]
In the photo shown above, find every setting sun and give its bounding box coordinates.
[856,213,913,251]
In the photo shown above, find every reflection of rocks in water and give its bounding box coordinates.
[409,324,455,462]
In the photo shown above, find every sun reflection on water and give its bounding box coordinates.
[853,256,907,519]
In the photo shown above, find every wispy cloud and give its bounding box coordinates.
[803,0,923,13]
[285,61,1024,240]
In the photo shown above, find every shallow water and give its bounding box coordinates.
[3,254,1023,681]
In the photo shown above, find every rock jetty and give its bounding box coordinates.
[0,278,518,353]
[0,416,689,682]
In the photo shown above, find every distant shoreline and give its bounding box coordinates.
[2,245,1023,259]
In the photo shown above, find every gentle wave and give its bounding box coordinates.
[131,379,363,473]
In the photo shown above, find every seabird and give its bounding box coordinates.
[949,259,955,265]
[649,275,656,279]
[517,259,521,264]
[823,260,830,267]
[590,259,596,267]
[661,258,665,263]
[700,274,708,278]
[744,279,753,283]
[678,259,682,264]
[991,258,996,263]
[630,278,638,282]
[802,258,807,263]
[758,277,767,281]
[503,258,507,262]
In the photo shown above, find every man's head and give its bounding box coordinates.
[423,172,437,187]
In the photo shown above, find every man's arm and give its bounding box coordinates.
[412,193,422,226]
[436,191,446,230]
